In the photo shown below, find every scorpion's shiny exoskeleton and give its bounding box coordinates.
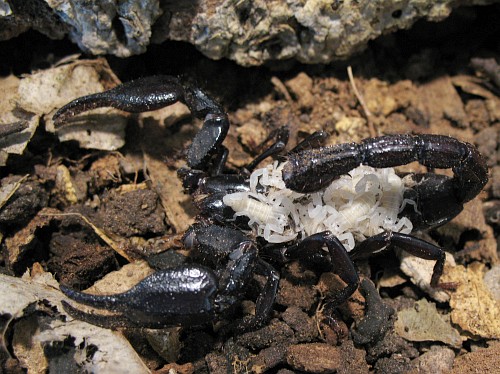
[54,76,489,331]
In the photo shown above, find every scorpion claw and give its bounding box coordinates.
[187,113,229,169]
[53,76,229,170]
[61,265,219,328]
[53,76,185,126]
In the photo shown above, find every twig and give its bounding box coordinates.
[271,76,293,103]
[40,211,133,262]
[0,121,29,138]
[347,66,377,137]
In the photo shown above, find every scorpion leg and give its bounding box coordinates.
[177,145,233,192]
[246,126,290,172]
[185,224,279,329]
[53,75,229,169]
[214,240,279,331]
[350,231,445,287]
[284,231,360,306]
[229,258,280,332]
[253,259,280,325]
[288,130,329,154]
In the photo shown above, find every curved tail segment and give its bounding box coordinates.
[282,134,488,205]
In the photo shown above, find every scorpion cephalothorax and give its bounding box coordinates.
[54,76,488,331]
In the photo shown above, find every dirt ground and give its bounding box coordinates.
[0,5,499,374]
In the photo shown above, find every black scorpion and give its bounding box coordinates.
[54,76,489,330]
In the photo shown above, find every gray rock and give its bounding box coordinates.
[0,1,497,65]
[411,345,455,374]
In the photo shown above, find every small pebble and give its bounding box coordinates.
[236,319,295,350]
[281,306,318,342]
[412,345,455,373]
[287,343,340,373]
[484,264,500,301]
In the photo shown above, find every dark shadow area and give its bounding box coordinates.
[1,4,498,108]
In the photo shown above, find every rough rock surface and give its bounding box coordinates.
[0,0,496,65]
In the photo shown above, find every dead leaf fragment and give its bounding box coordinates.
[19,59,127,150]
[441,262,500,339]
[0,75,39,165]
[394,298,462,347]
[416,75,468,128]
[138,105,197,233]
[0,272,149,373]
[399,251,455,302]
[4,207,59,273]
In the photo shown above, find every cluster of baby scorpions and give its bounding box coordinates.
[54,76,488,331]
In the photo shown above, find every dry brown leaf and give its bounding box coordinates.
[415,75,468,127]
[394,298,462,347]
[21,59,127,150]
[0,271,149,373]
[138,104,196,233]
[0,75,39,165]
[4,207,60,270]
[451,75,497,100]
[399,251,455,302]
[441,262,500,339]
